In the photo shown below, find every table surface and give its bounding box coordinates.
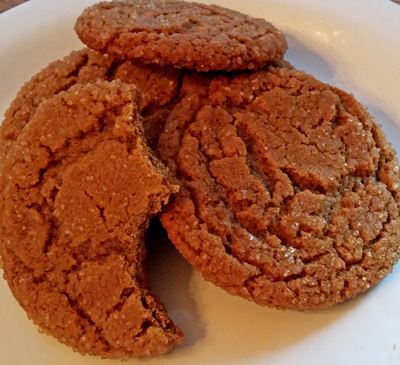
[1,0,400,13]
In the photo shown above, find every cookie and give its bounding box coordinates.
[0,81,183,357]
[157,65,400,310]
[0,48,184,171]
[75,0,287,72]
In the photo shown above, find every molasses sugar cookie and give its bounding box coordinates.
[0,81,183,357]
[158,65,400,310]
[75,0,287,72]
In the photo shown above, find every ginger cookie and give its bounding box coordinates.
[157,65,400,310]
[75,0,287,72]
[0,81,183,357]
[0,48,184,170]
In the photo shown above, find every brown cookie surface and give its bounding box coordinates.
[0,48,184,168]
[0,81,183,357]
[75,0,287,72]
[157,66,400,310]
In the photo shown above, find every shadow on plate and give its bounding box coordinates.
[146,219,206,350]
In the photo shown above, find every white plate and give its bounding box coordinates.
[1,0,400,364]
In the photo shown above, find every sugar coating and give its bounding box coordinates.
[0,48,184,167]
[0,81,182,357]
[157,66,400,310]
[75,0,287,71]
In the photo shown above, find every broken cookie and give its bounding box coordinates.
[0,81,183,357]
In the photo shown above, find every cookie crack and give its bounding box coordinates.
[181,128,275,274]
[105,60,124,81]
[60,290,112,351]
[66,53,90,78]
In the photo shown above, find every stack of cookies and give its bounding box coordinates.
[1,0,399,359]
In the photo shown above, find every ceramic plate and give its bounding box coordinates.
[1,0,400,364]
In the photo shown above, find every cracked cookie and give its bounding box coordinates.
[158,65,400,310]
[0,48,184,172]
[75,0,287,72]
[0,81,183,357]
